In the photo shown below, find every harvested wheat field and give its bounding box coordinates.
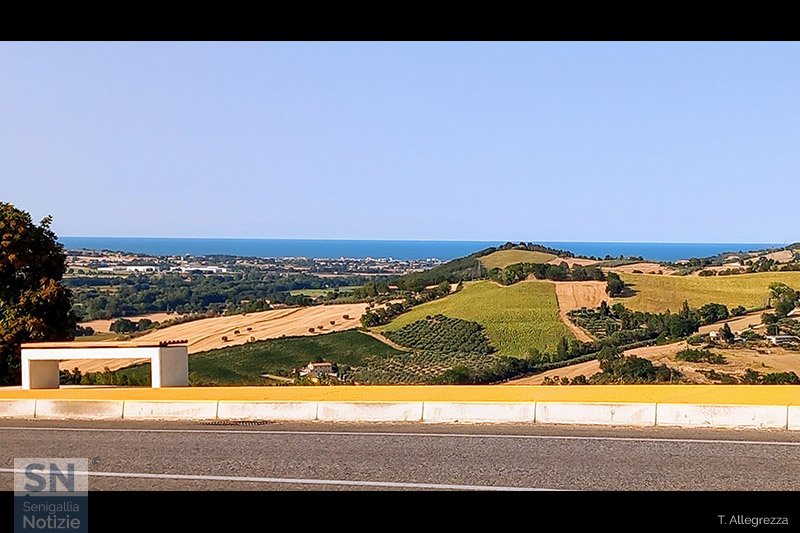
[59,303,371,373]
[79,312,177,333]
[625,342,800,384]
[689,265,745,276]
[479,249,558,270]
[135,303,370,353]
[605,262,675,275]
[59,358,151,373]
[546,257,599,267]
[553,281,608,342]
[615,271,800,313]
[749,249,795,263]
[553,281,608,312]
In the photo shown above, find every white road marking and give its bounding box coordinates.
[0,425,799,447]
[0,468,549,491]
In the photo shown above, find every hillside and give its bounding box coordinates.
[113,330,404,385]
[126,303,370,353]
[614,272,800,313]
[377,280,572,356]
[514,341,800,385]
[391,242,573,291]
[479,249,558,270]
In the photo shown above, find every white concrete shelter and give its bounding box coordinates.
[20,341,189,390]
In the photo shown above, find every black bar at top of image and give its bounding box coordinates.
[4,8,800,41]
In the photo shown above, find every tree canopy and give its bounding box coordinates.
[0,203,76,384]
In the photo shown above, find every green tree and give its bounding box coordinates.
[0,203,76,385]
[730,306,747,317]
[556,336,569,360]
[698,303,729,325]
[110,318,136,334]
[719,322,735,343]
[741,368,761,384]
[596,345,620,362]
[136,318,154,331]
[605,272,626,297]
[769,282,799,317]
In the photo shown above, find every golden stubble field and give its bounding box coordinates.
[60,303,371,373]
[614,272,800,313]
[478,249,558,270]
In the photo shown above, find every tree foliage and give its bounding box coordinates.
[488,262,606,286]
[697,303,729,325]
[605,272,626,297]
[0,203,76,384]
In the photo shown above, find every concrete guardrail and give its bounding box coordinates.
[1,399,800,430]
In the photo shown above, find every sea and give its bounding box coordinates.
[58,237,783,263]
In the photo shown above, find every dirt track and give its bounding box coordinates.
[698,311,765,335]
[553,281,607,343]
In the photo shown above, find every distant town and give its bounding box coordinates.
[66,249,443,278]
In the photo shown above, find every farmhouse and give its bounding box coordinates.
[300,361,336,380]
[766,335,800,346]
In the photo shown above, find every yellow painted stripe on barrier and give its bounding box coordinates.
[0,385,798,405]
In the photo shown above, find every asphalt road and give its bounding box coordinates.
[2,420,800,491]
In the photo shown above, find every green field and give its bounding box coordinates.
[615,272,800,313]
[479,249,558,270]
[114,330,403,385]
[377,280,572,356]
[289,285,362,297]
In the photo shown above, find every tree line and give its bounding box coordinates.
[68,271,378,320]
[488,262,606,285]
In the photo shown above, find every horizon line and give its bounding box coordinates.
[58,235,788,246]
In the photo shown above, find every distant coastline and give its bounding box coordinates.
[59,237,782,262]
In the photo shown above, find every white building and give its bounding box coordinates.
[176,265,228,274]
[766,335,800,346]
[299,362,335,379]
[97,265,158,273]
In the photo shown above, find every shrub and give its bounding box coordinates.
[762,371,800,384]
[675,348,727,364]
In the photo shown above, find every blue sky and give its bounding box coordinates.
[1,42,798,243]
